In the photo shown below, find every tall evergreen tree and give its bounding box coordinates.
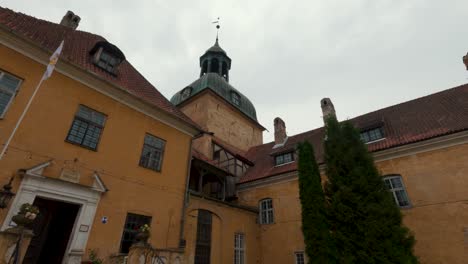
[297,141,335,263]
[324,116,418,264]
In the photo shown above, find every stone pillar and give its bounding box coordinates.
[207,60,212,73]
[321,98,336,123]
[0,227,34,264]
[274,117,287,145]
[218,60,223,75]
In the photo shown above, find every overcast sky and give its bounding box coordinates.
[3,0,468,142]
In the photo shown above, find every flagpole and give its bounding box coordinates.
[0,76,46,160]
[0,40,63,161]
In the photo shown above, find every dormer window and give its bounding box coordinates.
[181,87,192,100]
[90,41,126,75]
[275,152,294,166]
[97,51,119,73]
[360,127,384,143]
[231,92,240,106]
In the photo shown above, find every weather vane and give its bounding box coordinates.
[212,17,220,41]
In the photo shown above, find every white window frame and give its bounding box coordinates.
[294,251,306,264]
[0,70,22,118]
[274,152,295,167]
[360,127,385,144]
[259,198,274,224]
[383,175,411,208]
[234,233,245,264]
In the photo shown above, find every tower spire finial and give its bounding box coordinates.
[212,17,220,44]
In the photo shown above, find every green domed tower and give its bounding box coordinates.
[170,38,264,151]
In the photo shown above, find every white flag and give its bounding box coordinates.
[42,40,64,81]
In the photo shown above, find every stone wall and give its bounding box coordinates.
[180,91,263,151]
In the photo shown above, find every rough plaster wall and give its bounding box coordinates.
[180,93,263,151]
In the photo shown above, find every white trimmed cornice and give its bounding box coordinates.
[372,130,468,162]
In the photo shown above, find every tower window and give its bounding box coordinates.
[231,92,240,106]
[210,58,219,73]
[181,87,192,100]
[360,127,384,143]
[383,175,411,208]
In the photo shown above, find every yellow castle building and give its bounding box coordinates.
[0,6,467,264]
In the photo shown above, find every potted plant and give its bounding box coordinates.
[135,224,150,244]
[81,249,103,264]
[11,203,39,227]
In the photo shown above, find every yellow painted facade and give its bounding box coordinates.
[236,139,468,264]
[184,196,259,264]
[0,39,195,262]
[238,179,305,264]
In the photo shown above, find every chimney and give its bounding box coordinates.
[60,11,80,30]
[463,52,468,70]
[321,98,336,123]
[274,117,287,145]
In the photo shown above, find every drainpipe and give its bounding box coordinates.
[178,132,206,248]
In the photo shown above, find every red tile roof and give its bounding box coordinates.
[0,7,200,131]
[240,84,468,183]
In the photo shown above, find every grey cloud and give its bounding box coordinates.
[3,0,468,142]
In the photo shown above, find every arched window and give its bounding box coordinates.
[259,198,274,224]
[195,210,212,264]
[383,175,411,208]
[210,58,219,73]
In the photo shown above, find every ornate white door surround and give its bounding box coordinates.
[1,161,107,264]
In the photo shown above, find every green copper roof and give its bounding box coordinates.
[205,39,226,54]
[170,73,258,121]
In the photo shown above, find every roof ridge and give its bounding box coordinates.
[254,82,468,148]
[0,5,202,133]
[347,82,468,121]
[0,6,105,40]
